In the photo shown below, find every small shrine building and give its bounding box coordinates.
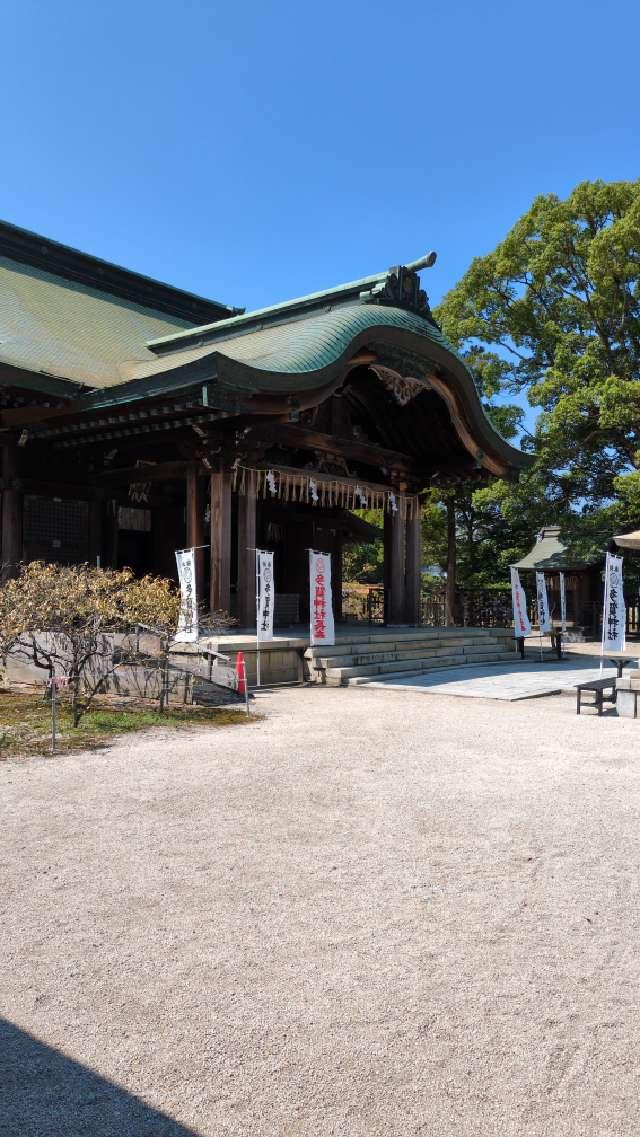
[513,526,602,634]
[0,221,529,627]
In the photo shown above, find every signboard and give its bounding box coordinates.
[602,552,625,653]
[256,550,274,642]
[535,571,552,634]
[510,567,531,638]
[309,550,335,646]
[175,548,198,643]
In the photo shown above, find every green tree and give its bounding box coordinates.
[2,563,187,723]
[436,179,640,567]
[342,509,384,584]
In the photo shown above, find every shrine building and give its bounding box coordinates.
[0,221,528,628]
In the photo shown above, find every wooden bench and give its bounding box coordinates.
[576,677,616,716]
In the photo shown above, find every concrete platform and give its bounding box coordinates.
[362,653,634,701]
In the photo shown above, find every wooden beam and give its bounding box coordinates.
[243,423,413,471]
[209,469,231,613]
[6,478,101,501]
[237,479,257,627]
[94,461,189,487]
[428,374,508,478]
[347,352,378,367]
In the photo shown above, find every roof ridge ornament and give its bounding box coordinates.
[405,251,438,272]
[365,251,438,319]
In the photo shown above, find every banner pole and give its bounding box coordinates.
[255,549,261,688]
[600,554,609,674]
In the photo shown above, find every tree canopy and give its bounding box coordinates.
[433,179,640,583]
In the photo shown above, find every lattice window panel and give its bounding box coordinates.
[23,496,90,564]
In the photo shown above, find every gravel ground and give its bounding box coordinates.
[2,685,640,1136]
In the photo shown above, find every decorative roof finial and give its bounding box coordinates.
[366,253,437,318]
[405,251,438,272]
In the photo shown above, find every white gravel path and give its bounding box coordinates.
[2,686,640,1136]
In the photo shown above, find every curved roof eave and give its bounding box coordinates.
[14,304,531,477]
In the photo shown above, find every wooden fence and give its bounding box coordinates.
[343,585,640,635]
[342,586,512,628]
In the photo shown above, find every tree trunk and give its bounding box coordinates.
[465,505,475,579]
[71,677,82,728]
[446,499,457,626]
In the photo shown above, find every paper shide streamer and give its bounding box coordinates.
[231,465,419,519]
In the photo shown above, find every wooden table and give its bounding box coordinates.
[576,677,617,715]
[516,630,563,660]
[601,653,637,679]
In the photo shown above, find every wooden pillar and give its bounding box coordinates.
[1,440,23,577]
[384,507,405,625]
[403,504,421,625]
[186,465,204,598]
[237,479,257,628]
[209,468,231,614]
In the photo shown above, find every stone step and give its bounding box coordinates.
[325,656,466,683]
[305,626,502,648]
[314,644,468,667]
[305,632,505,661]
[461,645,516,664]
[331,626,498,642]
[324,649,516,684]
[314,641,511,671]
[339,652,518,687]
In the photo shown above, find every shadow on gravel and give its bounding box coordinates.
[1,1018,199,1137]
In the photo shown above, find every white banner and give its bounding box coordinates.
[256,550,274,642]
[559,571,567,632]
[175,548,198,642]
[309,550,335,646]
[510,567,531,638]
[535,571,552,634]
[602,552,625,653]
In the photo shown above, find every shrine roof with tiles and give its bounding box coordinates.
[0,224,530,477]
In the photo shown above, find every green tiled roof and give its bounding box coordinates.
[146,270,402,354]
[514,528,599,570]
[0,255,195,388]
[71,299,529,473]
[121,301,454,386]
[0,227,530,475]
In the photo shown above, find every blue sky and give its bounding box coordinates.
[1,1,638,322]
